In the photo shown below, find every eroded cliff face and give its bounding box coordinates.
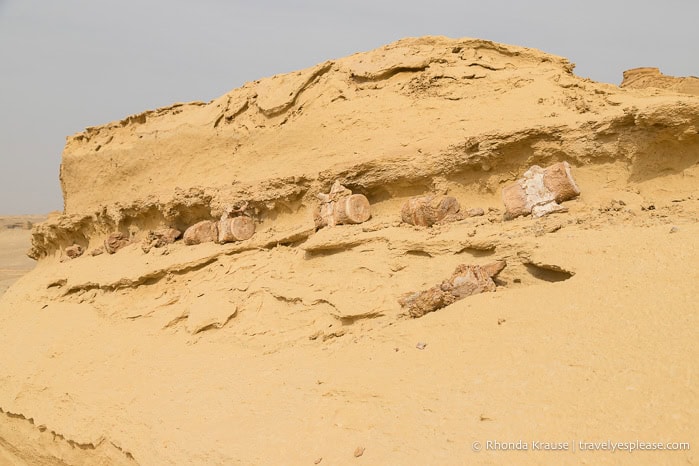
[621,67,699,95]
[33,36,699,260]
[1,37,698,465]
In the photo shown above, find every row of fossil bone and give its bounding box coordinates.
[61,162,579,260]
[397,162,581,317]
[61,204,257,260]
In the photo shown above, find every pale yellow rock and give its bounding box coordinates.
[1,37,698,466]
[621,67,699,96]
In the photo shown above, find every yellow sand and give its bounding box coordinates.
[0,37,697,465]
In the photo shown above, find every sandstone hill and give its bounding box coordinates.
[1,37,697,465]
[621,67,699,96]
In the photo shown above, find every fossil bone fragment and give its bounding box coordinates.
[502,162,580,219]
[400,195,462,226]
[314,181,371,229]
[399,261,506,318]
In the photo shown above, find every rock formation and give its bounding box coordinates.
[621,67,699,96]
[1,37,698,465]
[25,37,699,260]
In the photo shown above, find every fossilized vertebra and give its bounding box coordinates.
[502,162,580,219]
[183,220,219,245]
[399,261,506,318]
[400,195,462,226]
[314,181,371,228]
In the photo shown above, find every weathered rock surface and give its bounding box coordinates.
[621,67,699,96]
[27,36,699,259]
[2,37,698,466]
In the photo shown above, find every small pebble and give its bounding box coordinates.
[669,226,679,233]
[354,447,365,458]
[416,342,427,350]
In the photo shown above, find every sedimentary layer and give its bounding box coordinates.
[1,37,697,465]
[32,36,699,260]
[621,67,699,96]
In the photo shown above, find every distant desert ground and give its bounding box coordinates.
[0,216,45,296]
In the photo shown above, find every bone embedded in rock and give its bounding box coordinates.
[399,261,505,317]
[502,183,530,220]
[218,216,256,243]
[466,207,485,217]
[64,244,84,260]
[314,181,371,229]
[104,232,130,254]
[183,220,219,246]
[502,162,580,219]
[400,195,462,227]
[543,161,580,203]
[142,228,182,253]
[334,194,371,225]
[480,260,507,278]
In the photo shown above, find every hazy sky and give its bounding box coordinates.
[1,0,697,215]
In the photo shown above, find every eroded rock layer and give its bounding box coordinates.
[621,67,699,95]
[34,36,699,260]
[1,37,698,465]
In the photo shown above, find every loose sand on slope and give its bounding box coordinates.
[0,37,697,465]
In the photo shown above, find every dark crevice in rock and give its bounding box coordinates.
[523,262,574,282]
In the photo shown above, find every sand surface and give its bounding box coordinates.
[0,37,697,465]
